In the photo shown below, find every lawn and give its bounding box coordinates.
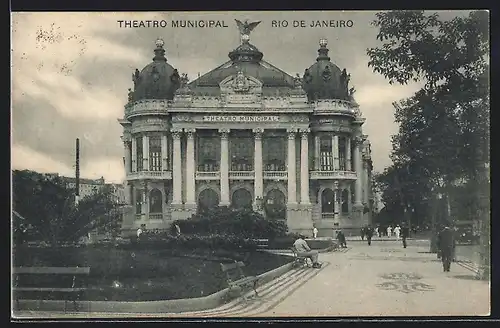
[13,245,293,301]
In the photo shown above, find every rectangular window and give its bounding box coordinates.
[263,137,286,171]
[320,137,333,171]
[136,136,143,171]
[230,137,253,171]
[197,136,220,172]
[149,136,162,171]
[339,137,346,171]
[135,189,142,215]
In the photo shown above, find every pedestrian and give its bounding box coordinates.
[365,225,374,246]
[374,226,379,238]
[387,225,393,238]
[437,224,456,272]
[293,234,322,268]
[360,226,365,241]
[394,225,401,240]
[175,224,181,236]
[401,224,409,248]
[336,230,347,248]
[136,227,143,241]
[313,226,318,239]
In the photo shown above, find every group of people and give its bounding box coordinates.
[299,223,456,273]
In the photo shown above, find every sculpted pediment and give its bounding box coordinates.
[220,71,263,94]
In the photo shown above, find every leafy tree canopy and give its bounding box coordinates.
[12,169,122,246]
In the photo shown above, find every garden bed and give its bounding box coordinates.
[13,245,293,301]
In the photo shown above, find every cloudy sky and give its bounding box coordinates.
[11,11,470,183]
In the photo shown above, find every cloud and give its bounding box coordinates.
[81,157,124,183]
[12,144,74,176]
[11,12,148,121]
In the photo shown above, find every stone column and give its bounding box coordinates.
[287,128,297,204]
[333,181,340,219]
[314,134,320,170]
[142,181,149,219]
[253,128,264,207]
[348,184,353,214]
[131,137,137,172]
[363,161,370,204]
[353,136,363,207]
[185,128,196,205]
[219,128,230,206]
[124,140,131,174]
[161,134,168,170]
[171,129,182,205]
[300,128,310,204]
[332,134,339,170]
[142,134,149,171]
[346,136,352,171]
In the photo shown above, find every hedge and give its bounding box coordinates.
[171,207,288,239]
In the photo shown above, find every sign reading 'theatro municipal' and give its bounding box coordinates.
[202,115,280,122]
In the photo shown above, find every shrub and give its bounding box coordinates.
[171,207,287,239]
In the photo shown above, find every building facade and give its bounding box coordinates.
[119,32,373,237]
[44,173,127,205]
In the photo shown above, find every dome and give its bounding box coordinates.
[302,39,351,102]
[131,39,181,102]
[191,38,294,90]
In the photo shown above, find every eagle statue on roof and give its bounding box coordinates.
[235,19,261,36]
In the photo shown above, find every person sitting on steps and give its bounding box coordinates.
[293,234,322,268]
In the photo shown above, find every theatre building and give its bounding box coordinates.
[119,33,374,237]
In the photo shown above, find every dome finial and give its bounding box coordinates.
[153,38,167,62]
[155,38,165,49]
[317,38,330,62]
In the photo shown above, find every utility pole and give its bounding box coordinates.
[75,138,80,206]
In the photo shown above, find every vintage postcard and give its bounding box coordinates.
[11,10,490,319]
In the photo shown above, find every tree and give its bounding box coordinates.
[12,170,122,247]
[367,10,489,216]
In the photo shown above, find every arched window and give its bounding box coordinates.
[321,188,334,213]
[232,188,252,210]
[149,189,163,213]
[264,189,286,219]
[198,189,219,214]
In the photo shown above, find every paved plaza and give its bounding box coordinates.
[14,240,489,319]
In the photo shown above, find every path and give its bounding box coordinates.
[13,240,489,318]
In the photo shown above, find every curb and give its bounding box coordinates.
[13,262,294,316]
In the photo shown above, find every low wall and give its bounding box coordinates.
[13,262,294,315]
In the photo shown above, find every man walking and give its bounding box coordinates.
[293,234,322,268]
[313,226,318,239]
[336,230,347,248]
[387,225,393,238]
[366,225,374,246]
[437,224,456,272]
[401,224,409,248]
[394,225,401,240]
[360,226,365,241]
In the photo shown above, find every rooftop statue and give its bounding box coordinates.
[235,19,261,43]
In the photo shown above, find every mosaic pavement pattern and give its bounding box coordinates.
[375,272,435,294]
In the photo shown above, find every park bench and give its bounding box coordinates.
[290,246,313,268]
[13,266,90,312]
[220,261,259,300]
